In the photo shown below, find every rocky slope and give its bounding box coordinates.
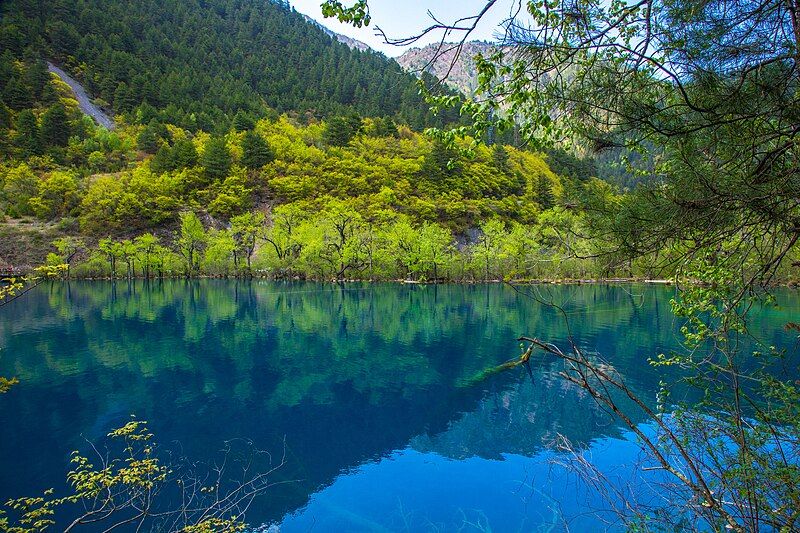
[47,62,115,130]
[395,41,500,95]
[300,14,372,52]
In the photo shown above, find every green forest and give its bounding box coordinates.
[1,0,721,284]
[0,45,628,281]
[0,0,457,129]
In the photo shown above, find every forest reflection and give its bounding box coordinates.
[1,281,795,527]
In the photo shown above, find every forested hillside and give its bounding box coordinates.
[2,1,789,283]
[0,0,615,282]
[0,51,611,281]
[0,0,455,130]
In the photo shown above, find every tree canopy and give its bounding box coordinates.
[0,0,462,130]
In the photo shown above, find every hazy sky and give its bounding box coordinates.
[290,0,521,57]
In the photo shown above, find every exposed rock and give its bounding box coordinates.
[300,14,372,52]
[396,41,501,95]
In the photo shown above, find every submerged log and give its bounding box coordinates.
[459,345,533,387]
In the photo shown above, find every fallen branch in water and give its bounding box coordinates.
[459,344,533,387]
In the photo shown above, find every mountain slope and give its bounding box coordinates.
[1,0,447,129]
[46,62,114,129]
[300,14,372,52]
[396,41,499,96]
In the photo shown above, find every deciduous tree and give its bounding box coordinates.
[176,211,207,276]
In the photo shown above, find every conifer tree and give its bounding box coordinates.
[241,130,273,169]
[135,102,158,125]
[136,126,159,153]
[3,77,30,110]
[24,59,50,100]
[232,111,255,131]
[0,103,11,130]
[323,116,359,146]
[40,103,70,147]
[381,117,398,137]
[13,109,41,156]
[420,139,463,193]
[534,175,555,210]
[492,145,511,175]
[171,138,198,169]
[151,144,174,174]
[202,137,231,180]
[113,82,136,112]
[40,78,59,105]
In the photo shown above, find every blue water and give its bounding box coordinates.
[0,281,796,531]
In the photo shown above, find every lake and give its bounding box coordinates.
[0,281,796,531]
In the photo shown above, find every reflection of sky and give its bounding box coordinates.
[277,431,659,532]
[290,0,527,56]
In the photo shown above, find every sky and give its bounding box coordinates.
[290,0,521,57]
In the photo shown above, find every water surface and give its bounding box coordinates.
[0,281,795,531]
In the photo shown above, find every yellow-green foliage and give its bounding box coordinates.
[251,118,557,230]
[0,418,249,533]
[3,114,566,234]
[0,81,576,243]
[79,167,182,233]
[0,377,19,393]
[5,106,639,280]
[181,518,247,533]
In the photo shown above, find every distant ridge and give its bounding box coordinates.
[299,13,373,53]
[396,41,501,96]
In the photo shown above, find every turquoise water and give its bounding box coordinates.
[0,281,796,531]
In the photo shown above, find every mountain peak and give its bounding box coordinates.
[299,13,373,53]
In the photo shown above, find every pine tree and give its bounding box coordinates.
[344,112,363,136]
[0,103,11,130]
[40,79,59,105]
[534,175,556,210]
[3,77,31,110]
[113,82,137,112]
[24,59,50,100]
[48,20,80,55]
[40,103,70,147]
[232,111,254,131]
[135,102,158,124]
[492,145,511,175]
[171,138,198,169]
[151,144,174,174]
[370,117,398,137]
[137,123,159,153]
[137,129,158,153]
[13,109,41,156]
[241,130,274,169]
[383,117,398,137]
[202,137,231,180]
[421,140,462,188]
[323,116,358,147]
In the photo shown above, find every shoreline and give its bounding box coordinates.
[41,276,674,284]
[31,276,800,287]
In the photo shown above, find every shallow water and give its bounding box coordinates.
[0,281,796,531]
